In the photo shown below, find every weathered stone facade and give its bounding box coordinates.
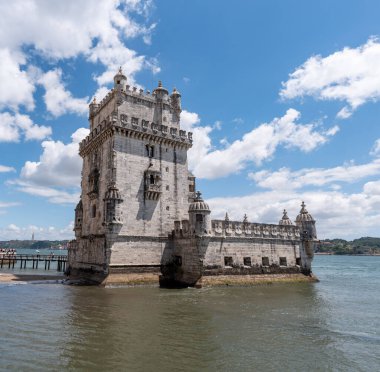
[68,68,318,286]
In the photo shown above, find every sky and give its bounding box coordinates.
[0,0,379,240]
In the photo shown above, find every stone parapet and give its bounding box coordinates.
[80,113,192,157]
[211,219,300,239]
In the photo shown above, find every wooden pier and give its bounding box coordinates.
[0,254,68,272]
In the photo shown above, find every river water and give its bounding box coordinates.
[0,255,379,371]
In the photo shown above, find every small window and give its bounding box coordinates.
[166,185,169,191]
[262,257,269,266]
[166,206,170,211]
[146,145,154,158]
[91,205,96,218]
[189,184,195,192]
[196,214,203,222]
[117,80,120,84]
[280,257,287,266]
[174,256,182,266]
[296,257,301,266]
[243,257,251,266]
[224,257,233,267]
[150,175,155,184]
[166,167,169,172]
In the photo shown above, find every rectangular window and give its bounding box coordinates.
[174,256,182,266]
[296,257,301,266]
[279,257,287,266]
[146,145,154,158]
[131,117,138,127]
[243,257,251,266]
[224,256,233,267]
[262,257,269,266]
[189,184,195,192]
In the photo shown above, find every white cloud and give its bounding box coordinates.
[0,48,35,111]
[10,128,88,204]
[11,181,80,204]
[38,69,89,117]
[370,139,380,156]
[232,117,244,124]
[189,109,337,179]
[0,0,155,59]
[180,110,200,131]
[0,1,158,113]
[19,127,88,188]
[0,221,75,240]
[0,165,16,173]
[281,38,380,118]
[250,159,380,191]
[0,112,51,142]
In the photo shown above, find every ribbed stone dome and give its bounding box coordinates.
[189,191,210,212]
[295,202,315,222]
[279,209,293,225]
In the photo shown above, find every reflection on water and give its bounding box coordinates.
[0,256,379,372]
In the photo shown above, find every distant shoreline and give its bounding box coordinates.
[315,253,380,256]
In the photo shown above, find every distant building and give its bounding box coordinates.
[68,68,318,286]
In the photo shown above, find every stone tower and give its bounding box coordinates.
[68,68,193,281]
[188,191,212,236]
[295,201,318,274]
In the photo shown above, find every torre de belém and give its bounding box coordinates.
[67,68,319,287]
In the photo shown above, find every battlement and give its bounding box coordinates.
[172,218,300,240]
[210,219,300,239]
[90,85,177,119]
[79,112,193,156]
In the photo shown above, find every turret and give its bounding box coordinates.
[153,80,169,101]
[74,199,83,238]
[104,182,123,233]
[188,191,211,236]
[89,97,99,130]
[295,202,317,239]
[295,201,317,274]
[279,209,293,225]
[170,87,181,124]
[113,66,127,91]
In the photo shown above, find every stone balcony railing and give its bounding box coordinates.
[210,220,300,240]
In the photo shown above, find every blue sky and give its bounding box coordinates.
[0,0,379,240]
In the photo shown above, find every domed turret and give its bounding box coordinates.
[104,182,123,228]
[296,201,315,223]
[188,191,211,236]
[153,80,169,100]
[113,66,127,90]
[189,191,210,212]
[295,202,317,274]
[170,87,182,120]
[279,209,293,225]
[74,199,83,238]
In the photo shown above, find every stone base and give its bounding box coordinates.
[199,273,319,286]
[68,266,318,287]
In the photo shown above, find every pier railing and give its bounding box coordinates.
[0,254,68,272]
